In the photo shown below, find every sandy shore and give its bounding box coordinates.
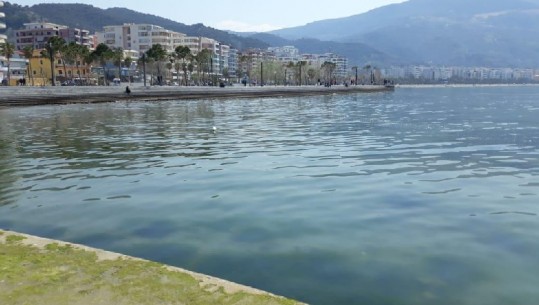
[0,84,393,107]
[0,229,306,305]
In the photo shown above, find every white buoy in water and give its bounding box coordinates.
[212,126,217,132]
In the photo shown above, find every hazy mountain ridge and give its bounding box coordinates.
[249,33,397,66]
[5,0,539,67]
[271,0,539,67]
[3,2,269,50]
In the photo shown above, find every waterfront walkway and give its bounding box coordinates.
[0,84,393,106]
[0,229,305,305]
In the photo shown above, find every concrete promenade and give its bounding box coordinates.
[0,84,394,107]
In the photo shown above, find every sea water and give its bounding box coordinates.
[1,86,538,305]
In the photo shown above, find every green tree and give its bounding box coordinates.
[22,45,35,86]
[62,42,79,82]
[307,68,317,85]
[91,43,113,86]
[195,49,212,84]
[124,56,133,83]
[111,47,124,81]
[296,61,307,86]
[0,42,16,86]
[47,36,67,83]
[322,61,336,85]
[175,46,191,86]
[146,44,167,85]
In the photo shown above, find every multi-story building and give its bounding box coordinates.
[268,46,300,62]
[0,1,5,46]
[27,49,92,86]
[14,22,91,51]
[227,48,238,78]
[96,23,186,54]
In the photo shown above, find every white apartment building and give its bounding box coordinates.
[0,1,5,46]
[269,46,300,62]
[97,24,231,75]
[96,23,186,55]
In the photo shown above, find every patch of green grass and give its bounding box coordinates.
[5,235,26,243]
[0,233,303,305]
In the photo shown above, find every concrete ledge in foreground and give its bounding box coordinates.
[0,229,306,305]
[0,85,394,107]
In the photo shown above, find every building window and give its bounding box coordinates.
[58,60,62,64]
[33,70,37,75]
[58,70,63,75]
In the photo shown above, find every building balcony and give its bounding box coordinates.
[0,22,5,30]
[0,12,5,18]
[0,1,3,7]
[0,34,6,40]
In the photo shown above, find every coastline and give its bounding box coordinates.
[0,229,306,305]
[0,85,393,107]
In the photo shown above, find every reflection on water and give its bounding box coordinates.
[1,87,539,305]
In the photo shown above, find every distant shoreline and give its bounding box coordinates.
[397,83,539,88]
[0,85,393,107]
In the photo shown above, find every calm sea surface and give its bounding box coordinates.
[1,86,539,305]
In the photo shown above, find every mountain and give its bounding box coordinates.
[249,33,396,66]
[271,0,539,67]
[3,2,268,50]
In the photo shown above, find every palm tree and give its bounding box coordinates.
[286,61,295,85]
[0,42,16,86]
[62,42,79,82]
[111,47,124,82]
[124,56,133,83]
[81,47,94,85]
[187,62,194,85]
[146,44,167,85]
[47,36,67,83]
[175,46,191,86]
[195,49,212,84]
[91,43,112,86]
[74,44,90,85]
[321,61,336,85]
[307,68,316,85]
[363,64,372,84]
[296,61,307,86]
[22,45,35,86]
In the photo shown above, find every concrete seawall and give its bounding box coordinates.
[0,85,394,107]
[0,229,306,305]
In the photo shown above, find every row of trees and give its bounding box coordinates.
[2,39,380,86]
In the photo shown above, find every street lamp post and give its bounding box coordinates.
[353,66,358,86]
[284,69,287,86]
[260,62,263,87]
[142,53,147,87]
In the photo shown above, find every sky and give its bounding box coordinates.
[14,0,408,32]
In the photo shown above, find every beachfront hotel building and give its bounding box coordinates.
[14,22,91,51]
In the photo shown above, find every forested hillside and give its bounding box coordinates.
[3,2,268,50]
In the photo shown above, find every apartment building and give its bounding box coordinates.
[227,48,238,78]
[268,46,300,62]
[14,22,91,51]
[96,23,186,55]
[0,1,5,46]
